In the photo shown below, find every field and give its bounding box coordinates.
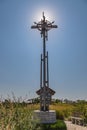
[0,101,40,130]
[0,99,87,130]
[50,103,74,120]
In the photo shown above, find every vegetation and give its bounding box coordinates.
[50,99,87,122]
[0,97,87,129]
[41,120,67,130]
[72,100,87,124]
[50,103,74,120]
[0,99,40,130]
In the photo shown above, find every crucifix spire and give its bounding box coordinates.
[31,12,57,111]
[31,12,58,40]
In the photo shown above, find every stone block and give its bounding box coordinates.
[33,110,56,124]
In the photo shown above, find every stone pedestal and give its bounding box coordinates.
[33,110,56,124]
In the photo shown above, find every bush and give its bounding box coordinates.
[62,109,71,118]
[56,110,64,120]
[42,120,67,130]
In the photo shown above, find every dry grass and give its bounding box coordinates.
[50,103,74,111]
[0,101,40,130]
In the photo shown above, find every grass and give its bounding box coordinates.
[41,120,67,130]
[0,100,68,130]
[50,103,74,120]
[1,95,87,129]
[50,103,74,112]
[0,98,77,130]
[0,100,40,130]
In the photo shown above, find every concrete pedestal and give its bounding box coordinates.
[33,110,56,124]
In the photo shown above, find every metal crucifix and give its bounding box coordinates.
[31,12,57,111]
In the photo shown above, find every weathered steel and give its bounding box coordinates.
[31,12,57,111]
[40,54,42,88]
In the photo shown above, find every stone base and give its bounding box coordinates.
[33,110,56,124]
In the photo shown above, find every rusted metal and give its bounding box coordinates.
[31,12,57,111]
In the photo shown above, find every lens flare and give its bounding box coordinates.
[32,8,56,22]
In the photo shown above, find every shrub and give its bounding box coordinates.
[42,120,67,130]
[62,109,71,118]
[56,110,64,120]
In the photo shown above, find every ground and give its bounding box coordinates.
[65,121,87,130]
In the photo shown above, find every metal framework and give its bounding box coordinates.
[31,12,57,111]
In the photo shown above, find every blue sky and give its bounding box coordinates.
[0,0,87,100]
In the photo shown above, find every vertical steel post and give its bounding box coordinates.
[43,24,46,111]
[40,54,42,88]
[43,30,46,88]
[47,51,49,88]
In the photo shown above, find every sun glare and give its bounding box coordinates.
[32,8,56,22]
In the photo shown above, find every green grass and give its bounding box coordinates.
[0,100,40,130]
[0,100,72,130]
[0,100,67,130]
[1,97,87,129]
[41,120,67,130]
[1,99,81,130]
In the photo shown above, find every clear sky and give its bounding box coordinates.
[0,0,87,100]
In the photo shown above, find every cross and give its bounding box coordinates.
[31,12,58,40]
[31,12,57,111]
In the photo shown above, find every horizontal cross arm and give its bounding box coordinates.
[51,25,58,28]
[31,25,58,29]
[31,25,38,29]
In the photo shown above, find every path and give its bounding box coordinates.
[65,121,87,130]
